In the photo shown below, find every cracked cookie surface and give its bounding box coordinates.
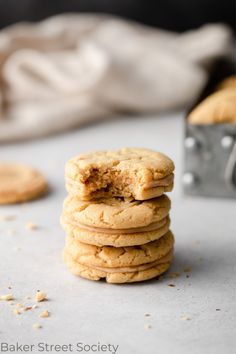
[65,147,174,200]
[64,230,174,268]
[62,194,170,229]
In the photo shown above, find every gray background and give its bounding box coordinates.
[0,112,235,354]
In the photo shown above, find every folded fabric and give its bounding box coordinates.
[0,14,232,142]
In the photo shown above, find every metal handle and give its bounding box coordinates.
[224,140,236,189]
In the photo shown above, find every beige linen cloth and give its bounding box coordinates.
[0,14,232,142]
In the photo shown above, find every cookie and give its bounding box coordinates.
[65,148,174,200]
[63,251,171,283]
[61,214,170,247]
[64,230,174,268]
[188,90,236,124]
[217,76,236,91]
[0,163,47,204]
[62,194,170,230]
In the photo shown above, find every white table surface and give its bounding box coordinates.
[0,113,235,354]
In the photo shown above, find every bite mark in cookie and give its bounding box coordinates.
[65,148,174,200]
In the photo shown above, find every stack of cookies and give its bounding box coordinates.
[61,148,175,284]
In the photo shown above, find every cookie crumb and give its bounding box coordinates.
[183,267,192,273]
[33,323,42,329]
[26,222,38,230]
[13,308,21,315]
[216,309,221,311]
[169,272,181,279]
[32,304,38,309]
[181,315,191,321]
[0,293,13,301]
[24,306,32,311]
[144,314,151,317]
[35,291,47,302]
[39,310,49,318]
[15,303,23,308]
[168,284,175,287]
[144,324,152,330]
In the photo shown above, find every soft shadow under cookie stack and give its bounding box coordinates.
[61,148,175,284]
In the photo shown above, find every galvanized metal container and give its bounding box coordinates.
[183,58,236,198]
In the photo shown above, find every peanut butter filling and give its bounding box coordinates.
[86,250,173,273]
[63,215,169,234]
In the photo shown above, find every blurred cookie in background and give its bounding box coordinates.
[0,163,47,204]
[188,88,236,124]
[217,75,236,91]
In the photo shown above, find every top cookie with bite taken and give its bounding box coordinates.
[65,147,174,201]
